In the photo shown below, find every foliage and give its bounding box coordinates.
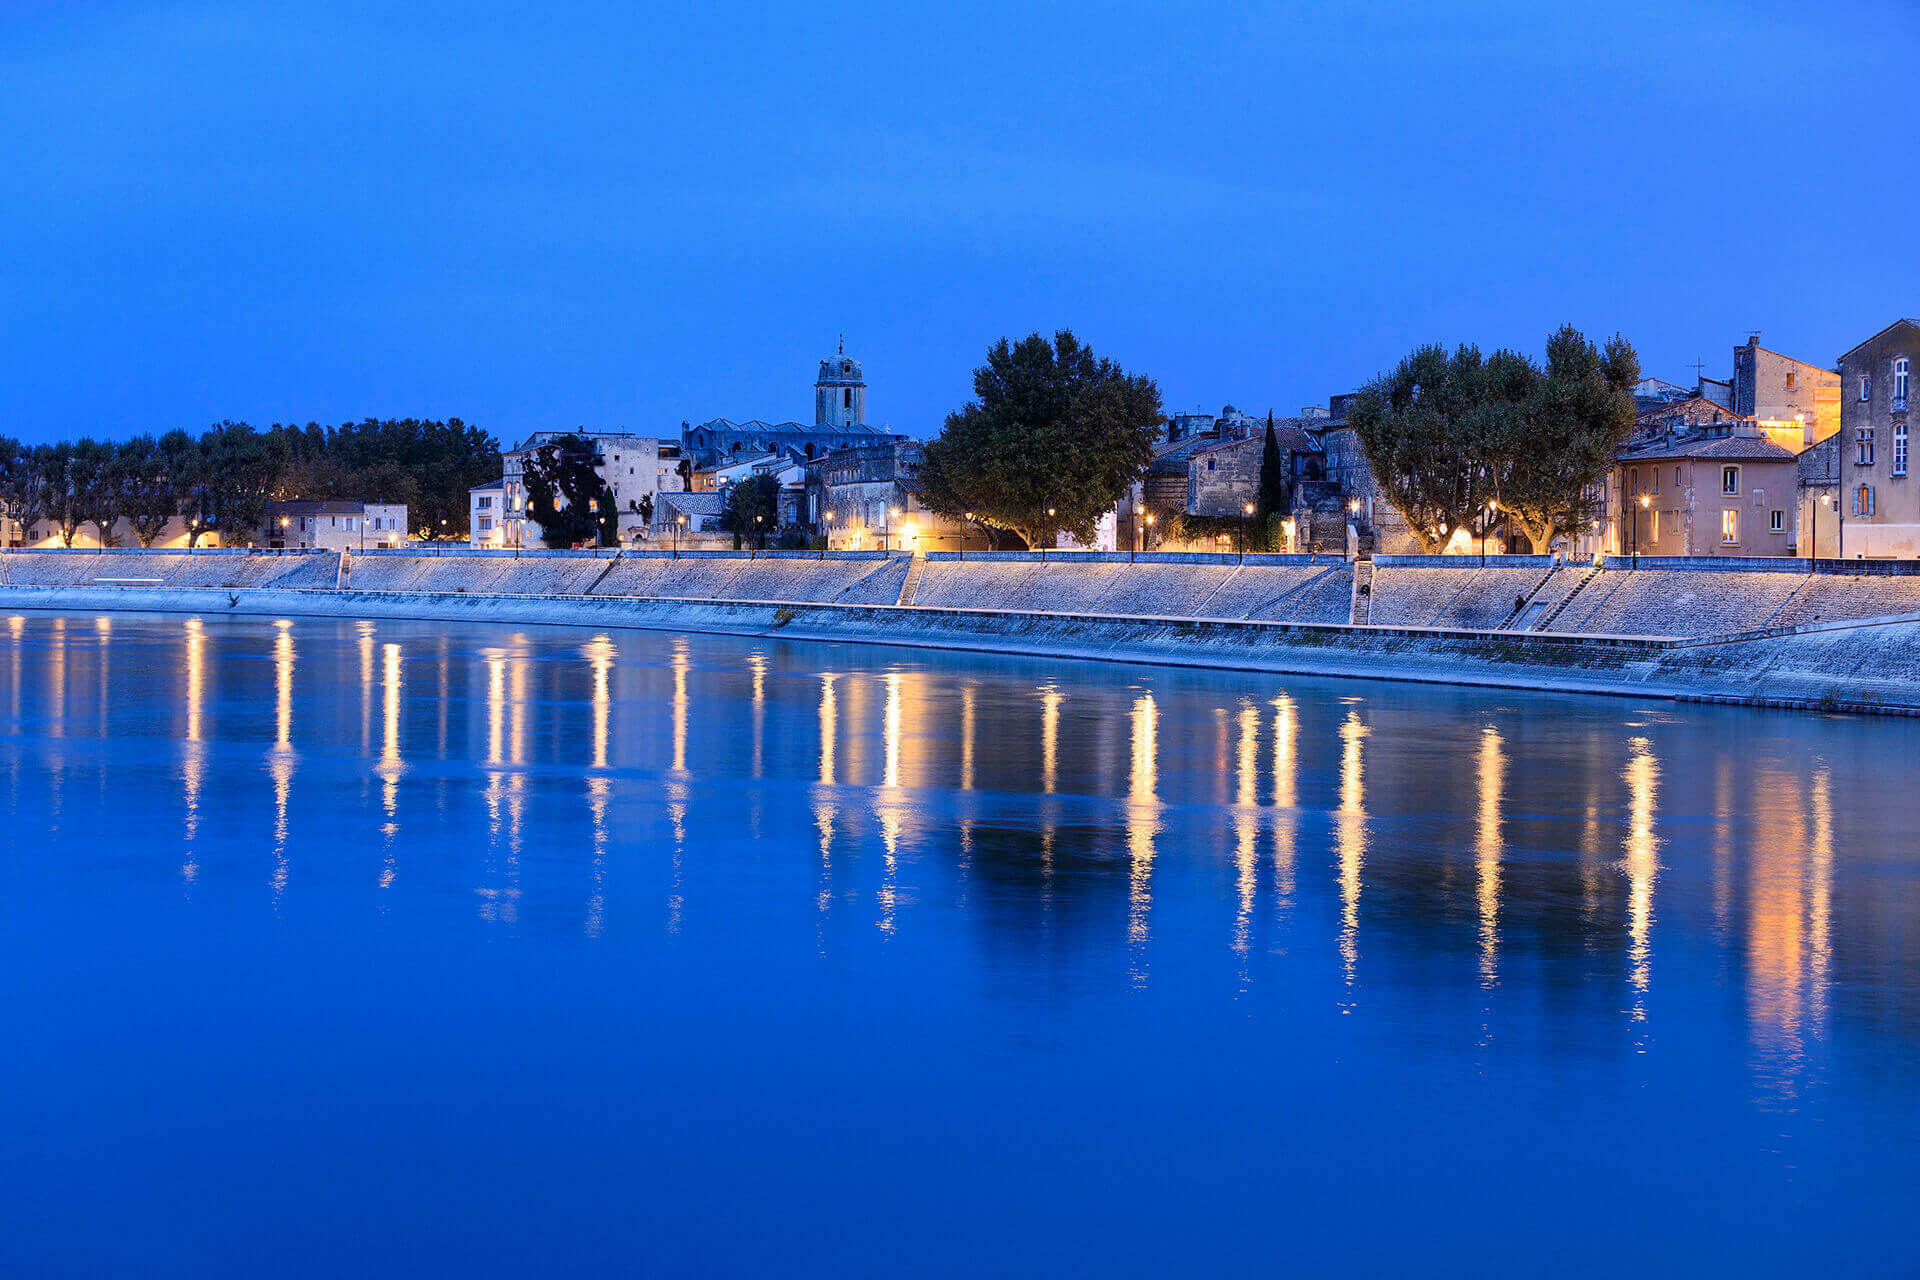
[721,474,779,549]
[521,434,617,548]
[159,429,217,547]
[199,422,280,546]
[916,330,1161,549]
[1348,343,1531,553]
[1496,327,1639,553]
[106,436,178,547]
[1255,413,1288,527]
[1350,328,1639,555]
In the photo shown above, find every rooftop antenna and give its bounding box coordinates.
[1747,330,1763,346]
[838,334,844,355]
[1688,357,1708,382]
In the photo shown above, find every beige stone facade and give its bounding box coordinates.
[1606,425,1800,557]
[1835,319,1919,559]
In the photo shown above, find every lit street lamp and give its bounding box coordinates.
[674,513,687,558]
[1634,492,1650,556]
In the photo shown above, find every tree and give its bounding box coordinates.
[916,330,1162,549]
[160,429,217,547]
[721,474,779,549]
[521,434,617,548]
[38,441,86,546]
[0,437,47,545]
[1255,412,1288,537]
[199,422,278,546]
[112,435,179,547]
[72,437,122,545]
[1347,344,1522,553]
[1495,327,1639,554]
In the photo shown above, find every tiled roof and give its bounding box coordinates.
[269,500,364,515]
[1618,433,1799,463]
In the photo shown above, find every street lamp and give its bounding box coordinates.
[821,509,833,559]
[1632,492,1649,557]
[1242,501,1255,560]
[1144,512,1155,552]
[1481,498,1497,560]
[674,513,687,558]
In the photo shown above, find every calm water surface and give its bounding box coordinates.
[3,610,1916,1277]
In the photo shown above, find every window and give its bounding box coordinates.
[1896,423,1909,477]
[345,517,356,531]
[843,389,852,409]
[1207,457,1217,471]
[1769,509,1785,533]
[1897,357,1911,408]
[1855,484,1876,516]
[1651,467,1659,494]
[1858,427,1876,466]
[1722,465,1739,495]
[1649,510,1660,541]
[1860,374,1872,401]
[1629,467,1639,493]
[478,517,492,532]
[1721,510,1738,544]
[1785,370,1797,390]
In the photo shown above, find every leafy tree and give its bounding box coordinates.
[0,436,47,545]
[721,473,779,549]
[199,422,278,546]
[1348,344,1522,553]
[38,441,87,546]
[160,429,217,547]
[521,434,617,548]
[112,435,179,547]
[73,437,122,545]
[916,330,1161,549]
[1495,327,1639,553]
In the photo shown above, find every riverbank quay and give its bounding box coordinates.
[5,577,1918,716]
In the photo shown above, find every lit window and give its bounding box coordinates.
[1769,510,1784,533]
[1896,423,1909,477]
[1855,484,1876,516]
[1721,465,1739,495]
[1785,370,1797,390]
[1721,509,1738,544]
[1858,427,1876,466]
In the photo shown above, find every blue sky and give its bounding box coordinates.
[2,0,1915,445]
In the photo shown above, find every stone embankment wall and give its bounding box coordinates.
[6,547,1920,713]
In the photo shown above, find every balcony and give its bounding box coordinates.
[1894,395,1909,413]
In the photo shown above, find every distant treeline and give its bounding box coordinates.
[0,419,500,546]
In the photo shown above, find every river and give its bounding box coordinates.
[1,609,1915,1277]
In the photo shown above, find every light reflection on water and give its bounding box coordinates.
[0,610,1916,1275]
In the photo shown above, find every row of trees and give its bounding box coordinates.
[0,418,499,547]
[910,325,1636,558]
[1348,326,1638,553]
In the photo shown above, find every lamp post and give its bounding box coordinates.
[1635,492,1650,558]
[1481,498,1497,561]
[821,509,833,560]
[674,513,687,558]
[1144,512,1155,552]
[754,512,764,554]
[1347,497,1361,559]
[1045,506,1055,560]
[962,511,973,561]
[1241,501,1254,562]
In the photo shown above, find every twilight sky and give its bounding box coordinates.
[3,0,1916,446]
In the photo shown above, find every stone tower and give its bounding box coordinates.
[815,338,866,428]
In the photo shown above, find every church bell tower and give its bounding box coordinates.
[815,337,866,428]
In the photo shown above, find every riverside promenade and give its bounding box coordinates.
[5,547,1920,714]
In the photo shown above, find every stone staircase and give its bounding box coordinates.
[1532,563,1602,631]
[897,555,924,606]
[1350,559,1374,625]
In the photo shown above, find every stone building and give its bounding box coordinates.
[1606,423,1800,557]
[266,500,408,551]
[499,431,686,546]
[1309,395,1421,554]
[1835,318,1919,558]
[682,345,894,471]
[810,439,984,553]
[1732,336,1842,450]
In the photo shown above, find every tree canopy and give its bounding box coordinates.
[1349,327,1636,553]
[721,473,779,549]
[0,418,500,546]
[916,330,1162,549]
[521,434,617,548]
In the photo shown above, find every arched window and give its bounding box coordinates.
[843,389,852,409]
